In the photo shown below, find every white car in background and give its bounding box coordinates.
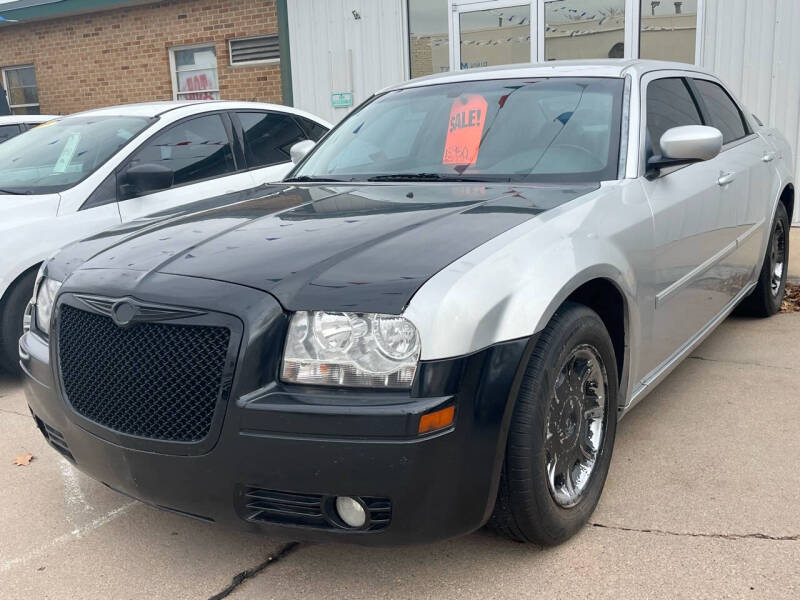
[0,114,59,144]
[0,100,330,373]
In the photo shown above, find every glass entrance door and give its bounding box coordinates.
[452,1,533,71]
[452,0,626,70]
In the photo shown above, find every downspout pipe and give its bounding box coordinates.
[277,0,293,106]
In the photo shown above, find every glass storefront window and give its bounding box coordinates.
[544,0,626,60]
[459,5,531,70]
[408,1,701,75]
[408,0,449,79]
[640,0,698,63]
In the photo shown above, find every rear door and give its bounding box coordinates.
[689,77,774,288]
[638,74,732,376]
[117,112,253,222]
[232,111,319,184]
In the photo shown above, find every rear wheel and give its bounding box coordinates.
[490,302,618,545]
[738,202,790,317]
[0,270,37,376]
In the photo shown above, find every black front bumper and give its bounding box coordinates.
[20,270,530,545]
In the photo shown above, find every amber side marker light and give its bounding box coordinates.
[418,405,455,435]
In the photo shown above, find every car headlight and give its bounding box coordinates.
[281,311,420,389]
[34,277,62,336]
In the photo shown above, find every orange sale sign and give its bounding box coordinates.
[443,94,488,165]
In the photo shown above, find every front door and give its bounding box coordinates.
[117,113,252,222]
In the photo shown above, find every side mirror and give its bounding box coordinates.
[290,139,315,164]
[123,163,174,196]
[646,125,723,179]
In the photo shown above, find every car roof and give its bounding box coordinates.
[0,114,59,125]
[383,59,709,92]
[62,100,332,126]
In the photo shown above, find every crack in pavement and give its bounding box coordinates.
[208,542,302,600]
[689,354,795,372]
[590,522,799,541]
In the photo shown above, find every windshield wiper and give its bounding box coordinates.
[367,173,507,183]
[367,173,445,182]
[283,175,348,183]
[0,188,29,195]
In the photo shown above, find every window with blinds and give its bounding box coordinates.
[228,36,280,65]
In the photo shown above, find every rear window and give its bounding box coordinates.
[692,79,749,145]
[297,117,329,142]
[238,111,308,168]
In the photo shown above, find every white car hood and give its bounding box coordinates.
[0,193,60,233]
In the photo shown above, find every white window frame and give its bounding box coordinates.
[1,64,40,114]
[168,43,221,101]
[228,35,281,67]
[451,0,537,71]
[410,0,705,77]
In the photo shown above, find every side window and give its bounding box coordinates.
[645,77,703,158]
[0,124,21,143]
[692,79,749,145]
[237,111,307,168]
[297,117,329,142]
[127,114,235,190]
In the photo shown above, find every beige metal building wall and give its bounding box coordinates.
[701,0,800,222]
[287,0,407,124]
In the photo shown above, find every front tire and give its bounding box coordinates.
[738,202,790,317]
[0,270,37,376]
[490,302,618,545]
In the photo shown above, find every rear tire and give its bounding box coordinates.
[490,301,618,545]
[0,270,37,376]
[738,202,790,317]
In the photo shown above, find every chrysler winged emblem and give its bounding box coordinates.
[74,295,205,327]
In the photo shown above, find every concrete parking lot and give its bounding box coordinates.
[2,308,798,600]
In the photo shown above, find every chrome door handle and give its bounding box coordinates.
[718,171,736,186]
[762,151,777,162]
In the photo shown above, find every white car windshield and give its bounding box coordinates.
[0,115,153,195]
[292,77,624,184]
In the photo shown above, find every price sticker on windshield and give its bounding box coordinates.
[443,94,488,165]
[53,133,80,174]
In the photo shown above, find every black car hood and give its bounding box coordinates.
[52,182,597,314]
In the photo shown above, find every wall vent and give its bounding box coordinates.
[229,35,280,65]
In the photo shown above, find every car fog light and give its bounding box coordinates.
[335,496,367,528]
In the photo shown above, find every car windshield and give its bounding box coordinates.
[0,115,153,195]
[293,77,624,184]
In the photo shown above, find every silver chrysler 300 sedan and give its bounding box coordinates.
[21,60,792,546]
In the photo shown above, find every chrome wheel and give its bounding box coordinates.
[770,218,787,297]
[545,345,608,508]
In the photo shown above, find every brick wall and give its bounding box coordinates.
[0,0,282,115]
